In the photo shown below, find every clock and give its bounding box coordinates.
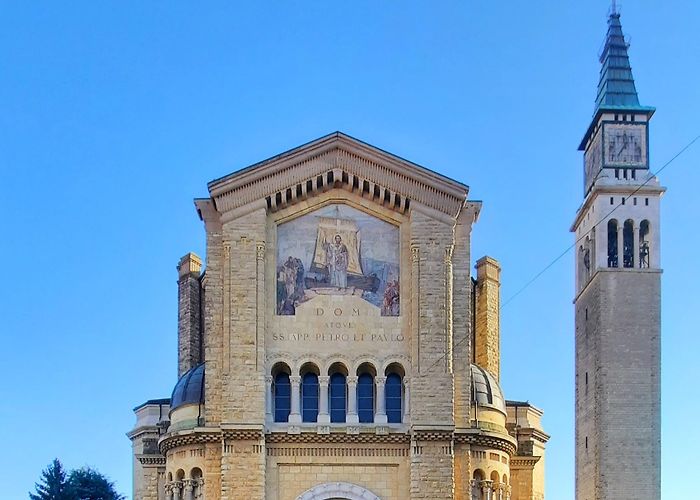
[584,129,602,194]
[603,123,647,167]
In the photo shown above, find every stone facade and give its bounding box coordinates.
[129,132,548,499]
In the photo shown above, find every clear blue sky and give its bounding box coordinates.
[1,1,698,499]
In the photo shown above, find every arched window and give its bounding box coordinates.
[607,219,618,267]
[301,372,319,423]
[357,373,374,423]
[273,372,291,423]
[640,220,651,268]
[329,372,347,423]
[472,469,485,500]
[385,373,402,423]
[623,219,634,268]
[190,468,203,498]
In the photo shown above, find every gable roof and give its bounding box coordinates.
[207,132,470,218]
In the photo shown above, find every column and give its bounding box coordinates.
[165,484,174,500]
[633,223,640,268]
[318,376,330,423]
[346,376,359,423]
[289,375,301,423]
[617,225,624,268]
[403,378,411,422]
[183,480,194,500]
[495,483,503,500]
[482,481,493,500]
[172,482,182,500]
[375,376,387,424]
[265,375,273,422]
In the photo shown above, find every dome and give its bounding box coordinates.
[470,364,506,414]
[170,363,205,411]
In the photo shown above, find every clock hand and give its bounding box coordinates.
[617,141,627,157]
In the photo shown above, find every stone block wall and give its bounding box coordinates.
[178,253,203,376]
[409,209,454,424]
[576,269,661,500]
[409,438,455,499]
[220,208,267,423]
[474,256,500,381]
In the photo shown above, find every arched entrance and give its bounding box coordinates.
[296,482,381,500]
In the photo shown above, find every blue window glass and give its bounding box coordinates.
[301,372,319,422]
[274,373,290,423]
[385,373,402,423]
[357,373,374,423]
[329,373,346,423]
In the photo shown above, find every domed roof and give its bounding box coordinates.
[470,364,506,414]
[170,363,205,411]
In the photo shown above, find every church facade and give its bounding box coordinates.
[128,132,549,500]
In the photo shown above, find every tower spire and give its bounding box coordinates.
[595,8,640,111]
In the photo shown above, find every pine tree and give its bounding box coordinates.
[68,467,125,500]
[29,459,72,500]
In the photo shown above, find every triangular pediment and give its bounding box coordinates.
[207,132,469,219]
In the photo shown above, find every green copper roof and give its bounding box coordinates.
[595,12,642,112]
[580,10,655,150]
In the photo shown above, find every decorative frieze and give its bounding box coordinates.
[208,134,468,219]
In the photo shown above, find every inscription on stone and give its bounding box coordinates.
[272,305,405,343]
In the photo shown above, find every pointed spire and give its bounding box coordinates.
[579,7,654,150]
[594,10,641,111]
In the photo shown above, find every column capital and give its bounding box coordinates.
[290,375,301,384]
[375,376,387,385]
[256,242,266,260]
[411,245,420,262]
[347,376,358,385]
[318,376,330,385]
[265,375,273,383]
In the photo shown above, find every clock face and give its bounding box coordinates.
[584,129,602,193]
[604,123,647,167]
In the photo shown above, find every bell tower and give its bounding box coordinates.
[572,6,663,500]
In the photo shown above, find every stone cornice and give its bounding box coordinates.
[266,431,411,445]
[136,454,166,467]
[516,427,551,445]
[509,455,542,469]
[454,428,518,456]
[158,424,521,455]
[573,266,663,303]
[571,182,665,231]
[126,426,160,441]
[159,428,220,454]
[411,430,454,442]
[207,132,469,219]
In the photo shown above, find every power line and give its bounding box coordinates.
[501,133,699,309]
[424,133,700,373]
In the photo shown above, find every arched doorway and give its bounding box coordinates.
[296,482,381,500]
